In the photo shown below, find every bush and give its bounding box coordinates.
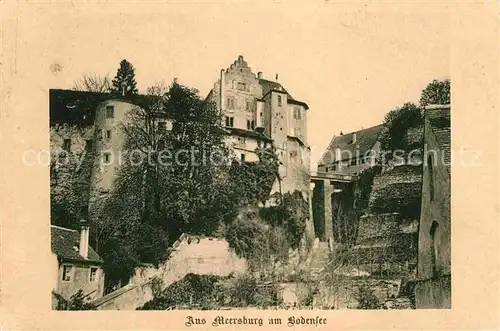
[355,286,381,309]
[380,103,423,153]
[138,273,227,310]
[55,290,97,310]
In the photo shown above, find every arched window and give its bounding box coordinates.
[427,155,435,201]
[430,221,439,277]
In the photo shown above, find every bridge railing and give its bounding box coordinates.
[310,171,358,182]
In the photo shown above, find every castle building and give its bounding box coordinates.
[415,104,451,308]
[206,55,311,195]
[50,89,172,206]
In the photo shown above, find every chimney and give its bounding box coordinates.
[352,132,357,144]
[275,73,279,81]
[257,72,263,79]
[79,219,90,259]
[340,131,343,135]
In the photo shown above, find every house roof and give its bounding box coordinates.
[258,78,309,110]
[50,89,156,126]
[259,78,290,98]
[425,105,451,173]
[318,124,385,166]
[51,225,103,264]
[224,127,273,142]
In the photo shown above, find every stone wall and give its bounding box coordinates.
[414,275,451,309]
[93,234,247,310]
[276,138,311,197]
[91,281,154,310]
[368,164,422,217]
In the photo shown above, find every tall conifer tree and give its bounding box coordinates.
[111,59,139,96]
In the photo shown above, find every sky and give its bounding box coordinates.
[16,3,450,167]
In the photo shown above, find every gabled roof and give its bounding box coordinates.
[51,225,103,264]
[258,78,291,98]
[318,124,384,166]
[425,105,451,173]
[258,78,309,110]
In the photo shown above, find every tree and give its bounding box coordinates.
[73,73,111,93]
[55,290,97,310]
[111,59,139,96]
[94,80,232,287]
[50,125,95,230]
[420,79,450,106]
[379,102,422,153]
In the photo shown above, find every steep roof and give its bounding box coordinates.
[258,78,309,110]
[318,124,385,166]
[50,89,153,126]
[425,105,451,173]
[259,78,291,98]
[51,225,103,264]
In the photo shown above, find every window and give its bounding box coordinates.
[63,139,71,152]
[237,137,245,145]
[85,140,93,151]
[89,267,98,282]
[430,221,439,277]
[245,100,252,111]
[350,158,357,166]
[246,120,255,130]
[332,163,338,171]
[325,167,329,172]
[277,95,282,106]
[158,121,166,132]
[225,116,234,127]
[226,97,235,109]
[240,153,246,162]
[106,105,114,118]
[103,152,111,163]
[106,130,112,139]
[427,155,435,201]
[237,82,246,91]
[62,265,73,281]
[294,107,301,120]
[294,127,302,138]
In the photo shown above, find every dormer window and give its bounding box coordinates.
[237,82,246,91]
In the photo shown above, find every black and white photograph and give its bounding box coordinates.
[45,10,451,311]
